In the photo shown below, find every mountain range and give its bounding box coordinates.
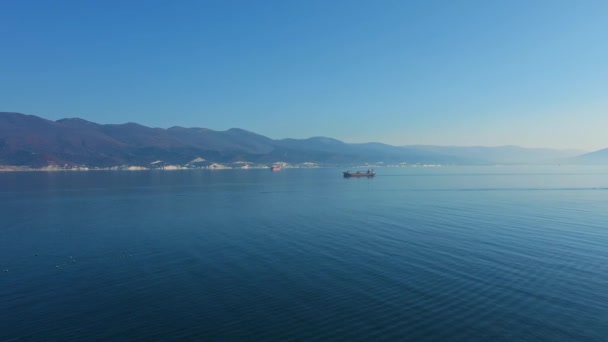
[0,112,604,168]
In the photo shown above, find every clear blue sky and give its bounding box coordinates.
[1,0,607,150]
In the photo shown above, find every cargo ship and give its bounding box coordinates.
[271,165,281,171]
[343,169,375,178]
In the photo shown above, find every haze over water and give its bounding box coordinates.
[1,166,608,340]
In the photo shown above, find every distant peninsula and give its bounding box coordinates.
[0,112,602,171]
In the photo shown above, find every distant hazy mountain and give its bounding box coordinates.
[401,145,586,165]
[571,148,608,164]
[0,112,590,167]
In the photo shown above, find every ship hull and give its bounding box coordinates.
[343,171,375,178]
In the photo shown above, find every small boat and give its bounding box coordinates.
[343,169,375,178]
[271,165,281,171]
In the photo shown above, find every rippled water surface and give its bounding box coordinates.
[1,166,608,340]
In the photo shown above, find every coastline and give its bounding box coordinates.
[0,163,419,172]
[0,164,319,172]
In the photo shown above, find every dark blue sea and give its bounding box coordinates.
[1,166,608,341]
